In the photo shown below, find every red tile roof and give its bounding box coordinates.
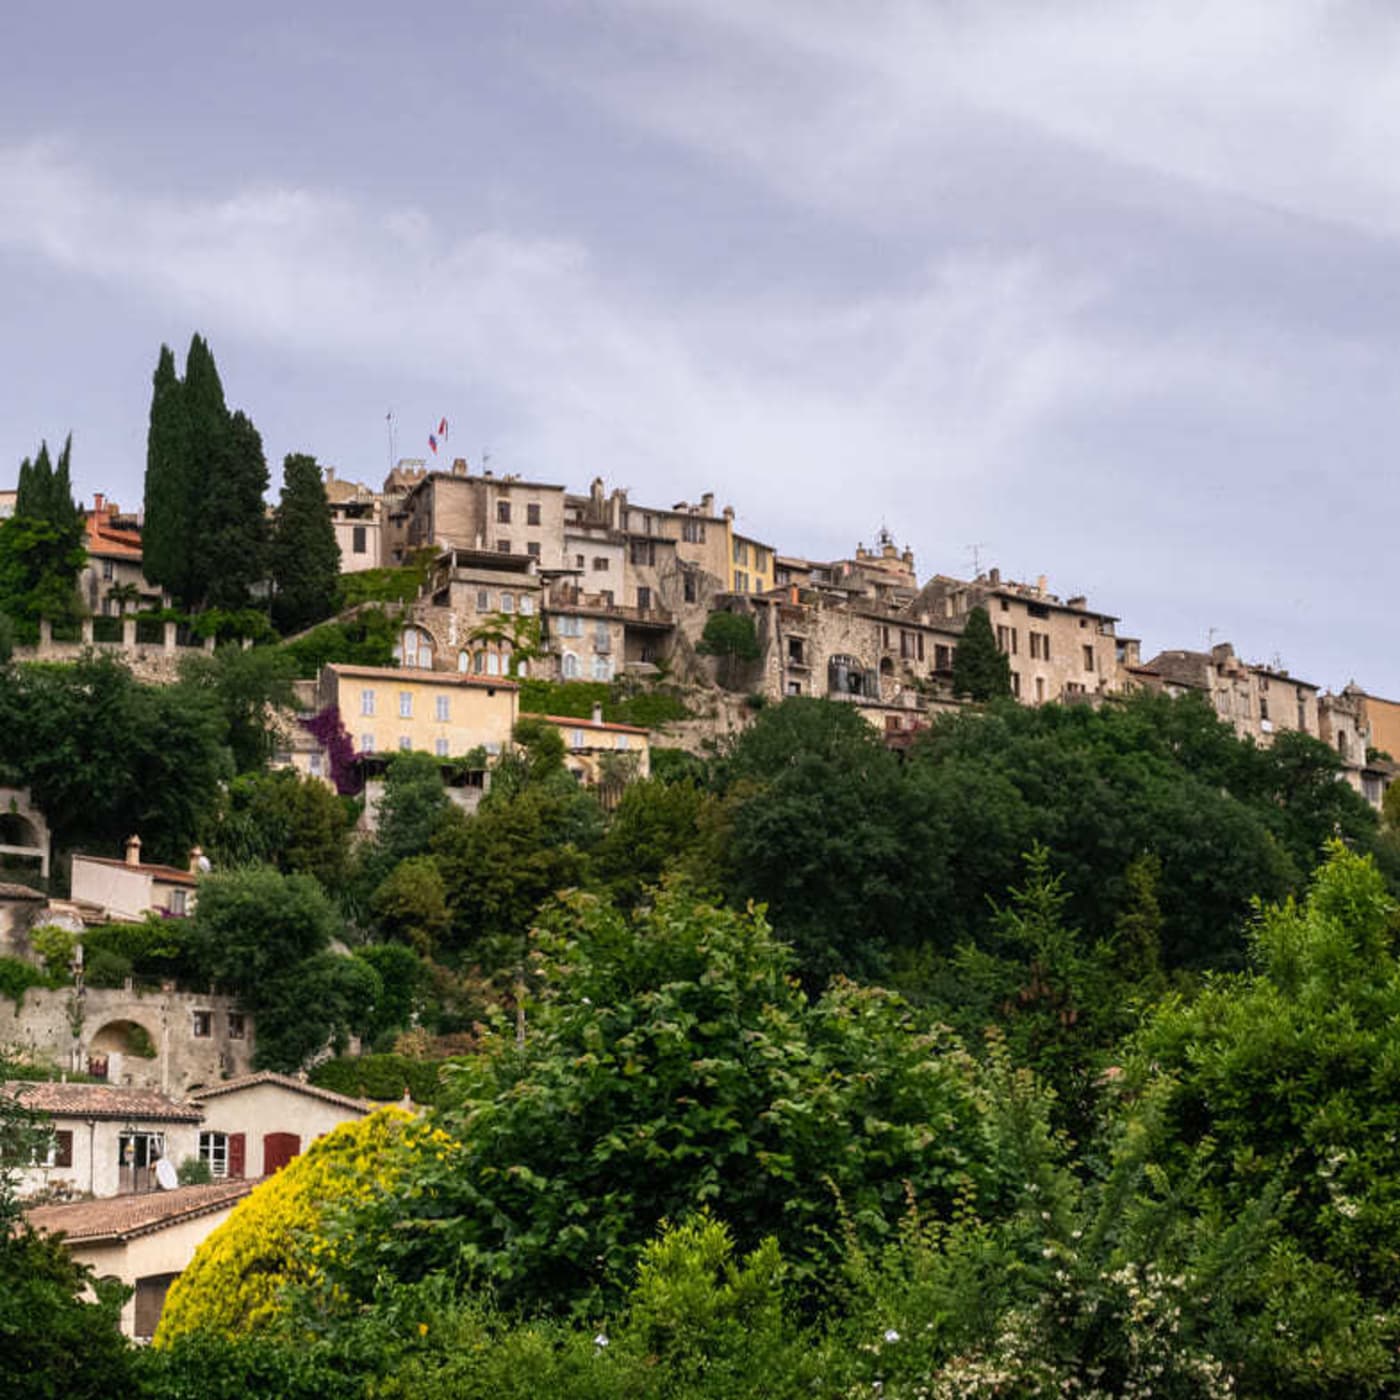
[83,511,144,561]
[3,1081,202,1123]
[327,663,520,691]
[189,1071,371,1114]
[533,713,649,736]
[71,854,198,886]
[26,1178,255,1244]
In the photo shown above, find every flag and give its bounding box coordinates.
[428,434,438,454]
[438,417,449,438]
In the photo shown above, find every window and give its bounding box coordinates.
[733,570,748,592]
[497,500,511,523]
[499,592,514,613]
[592,655,612,680]
[1082,645,1094,672]
[398,736,411,751]
[399,691,413,718]
[118,1131,165,1172]
[168,888,188,917]
[458,650,471,672]
[472,650,486,673]
[630,540,655,567]
[519,595,535,615]
[352,525,367,554]
[593,556,610,572]
[616,733,630,751]
[361,689,376,716]
[570,728,586,750]
[308,752,323,777]
[1000,598,1009,612]
[526,503,541,525]
[1010,671,1021,698]
[733,539,748,565]
[527,541,541,558]
[361,733,375,753]
[753,547,768,572]
[200,1132,229,1178]
[1260,696,1270,721]
[435,695,450,722]
[556,614,583,637]
[497,539,512,553]
[574,553,585,569]
[1297,701,1308,732]
[192,1010,212,1038]
[637,586,652,610]
[683,573,697,604]
[477,589,491,612]
[485,653,501,677]
[996,626,1018,655]
[562,652,580,679]
[228,1013,246,1040]
[682,519,705,543]
[102,559,114,580]
[435,738,449,757]
[595,620,610,649]
[1035,677,1046,702]
[1029,632,1050,660]
[935,644,952,671]
[398,627,433,669]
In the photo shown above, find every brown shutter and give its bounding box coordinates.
[53,1130,73,1168]
[227,1132,246,1179]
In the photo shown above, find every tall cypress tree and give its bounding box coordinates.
[143,344,191,605]
[270,453,340,634]
[0,436,86,635]
[952,604,1013,701]
[143,334,269,612]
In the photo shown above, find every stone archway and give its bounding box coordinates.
[87,1018,159,1082]
[0,788,49,878]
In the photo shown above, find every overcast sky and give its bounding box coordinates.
[2,2,1397,691]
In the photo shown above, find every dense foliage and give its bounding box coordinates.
[0,435,86,642]
[270,453,341,634]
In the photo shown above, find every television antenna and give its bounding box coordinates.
[966,543,990,578]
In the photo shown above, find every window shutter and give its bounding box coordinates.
[228,1133,246,1179]
[54,1130,73,1168]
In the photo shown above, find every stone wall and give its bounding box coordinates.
[0,985,254,1095]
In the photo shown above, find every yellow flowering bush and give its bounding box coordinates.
[155,1107,457,1344]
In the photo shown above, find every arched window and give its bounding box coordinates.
[516,659,529,678]
[519,595,535,616]
[562,651,579,679]
[485,652,501,677]
[828,654,868,697]
[397,627,434,670]
[473,651,486,675]
[592,654,612,681]
[458,650,471,673]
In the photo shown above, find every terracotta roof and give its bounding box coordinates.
[0,882,45,901]
[326,663,520,691]
[27,1178,255,1244]
[534,712,649,736]
[70,854,197,886]
[3,1081,203,1123]
[189,1071,371,1114]
[83,512,144,561]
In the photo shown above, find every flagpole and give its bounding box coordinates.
[386,411,396,473]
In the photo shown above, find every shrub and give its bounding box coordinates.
[0,955,52,1008]
[83,950,134,990]
[309,1053,445,1106]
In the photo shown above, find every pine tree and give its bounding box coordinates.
[270,453,340,634]
[0,436,86,636]
[203,410,269,610]
[951,604,1012,701]
[143,344,190,604]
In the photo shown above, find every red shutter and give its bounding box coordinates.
[53,1130,73,1168]
[227,1133,246,1179]
[262,1132,300,1175]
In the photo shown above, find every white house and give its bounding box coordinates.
[188,1071,372,1179]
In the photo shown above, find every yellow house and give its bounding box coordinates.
[528,708,651,789]
[317,663,519,761]
[727,528,776,596]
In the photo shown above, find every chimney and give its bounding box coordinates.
[591,702,604,725]
[323,467,335,485]
[452,457,468,476]
[989,567,1001,586]
[188,845,204,874]
[700,492,715,515]
[124,835,142,867]
[93,492,105,515]
[1036,574,1047,597]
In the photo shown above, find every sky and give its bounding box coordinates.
[2,1,1398,691]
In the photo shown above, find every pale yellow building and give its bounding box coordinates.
[316,662,519,761]
[529,708,651,789]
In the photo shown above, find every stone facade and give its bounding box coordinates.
[402,464,569,571]
[1146,642,1319,745]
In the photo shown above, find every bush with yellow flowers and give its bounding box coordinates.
[155,1106,459,1344]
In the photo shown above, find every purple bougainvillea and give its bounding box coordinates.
[302,704,362,795]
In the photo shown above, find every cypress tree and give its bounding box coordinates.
[952,604,1013,701]
[143,344,191,604]
[0,436,86,635]
[142,334,270,611]
[270,453,340,634]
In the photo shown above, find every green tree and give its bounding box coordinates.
[592,778,718,908]
[329,888,1061,1316]
[177,644,298,775]
[142,335,268,612]
[696,609,760,689]
[0,437,86,639]
[206,769,352,888]
[270,453,340,634]
[950,604,1011,700]
[370,856,451,954]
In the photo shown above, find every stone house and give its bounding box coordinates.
[401,461,569,572]
[916,569,1123,706]
[27,1178,255,1338]
[323,467,385,573]
[1146,642,1319,745]
[70,837,201,921]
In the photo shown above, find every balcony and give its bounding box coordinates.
[545,584,674,630]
